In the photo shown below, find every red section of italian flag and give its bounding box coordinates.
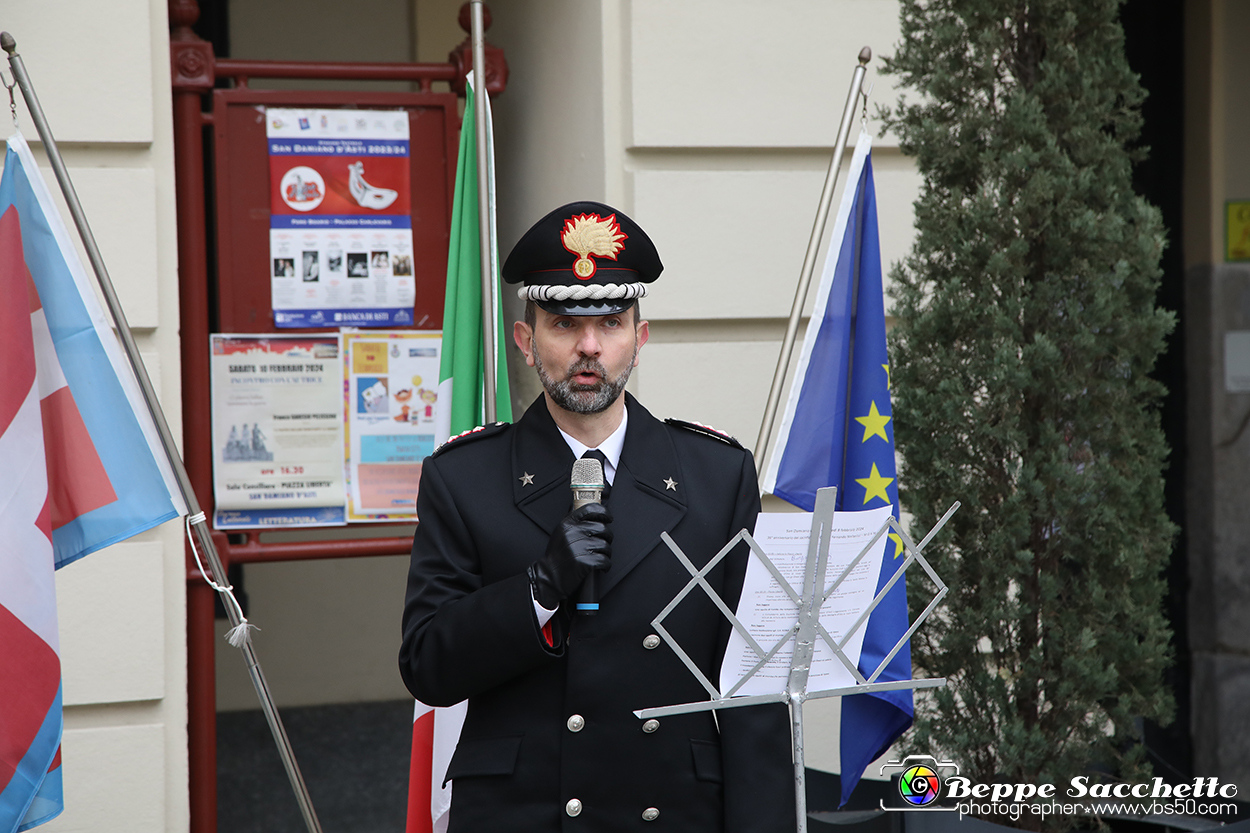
[405,707,435,833]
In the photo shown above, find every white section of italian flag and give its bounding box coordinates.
[405,702,466,833]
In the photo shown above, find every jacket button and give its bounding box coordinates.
[642,807,660,821]
[567,714,585,732]
[642,719,659,733]
[566,798,583,817]
[642,634,661,650]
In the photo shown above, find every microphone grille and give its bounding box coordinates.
[571,457,606,487]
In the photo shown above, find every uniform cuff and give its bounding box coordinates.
[533,597,558,628]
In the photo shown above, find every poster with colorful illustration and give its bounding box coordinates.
[343,331,442,521]
[267,108,416,328]
[209,334,347,528]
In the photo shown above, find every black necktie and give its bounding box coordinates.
[581,449,611,503]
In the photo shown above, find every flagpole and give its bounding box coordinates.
[3,33,326,833]
[754,47,871,474]
[469,1,497,423]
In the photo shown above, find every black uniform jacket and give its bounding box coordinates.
[399,394,795,833]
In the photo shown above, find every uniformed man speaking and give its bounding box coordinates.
[400,202,794,832]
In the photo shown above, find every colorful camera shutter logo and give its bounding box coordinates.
[899,765,942,806]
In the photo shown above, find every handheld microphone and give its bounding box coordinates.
[570,456,607,615]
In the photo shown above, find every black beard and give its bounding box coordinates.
[534,349,636,415]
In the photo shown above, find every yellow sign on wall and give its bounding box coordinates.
[1229,201,1250,262]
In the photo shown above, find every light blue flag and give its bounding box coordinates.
[1,133,184,568]
[1,133,185,833]
[762,131,911,806]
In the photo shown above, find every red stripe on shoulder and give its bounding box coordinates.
[431,422,510,458]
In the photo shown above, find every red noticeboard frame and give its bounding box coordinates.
[169,3,508,831]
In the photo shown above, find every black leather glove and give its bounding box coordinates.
[528,503,613,610]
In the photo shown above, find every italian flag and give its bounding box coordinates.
[433,72,512,447]
[407,71,511,833]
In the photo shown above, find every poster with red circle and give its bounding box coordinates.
[267,108,415,328]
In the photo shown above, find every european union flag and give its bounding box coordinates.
[762,131,911,806]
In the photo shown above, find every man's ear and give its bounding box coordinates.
[633,320,650,367]
[514,320,536,368]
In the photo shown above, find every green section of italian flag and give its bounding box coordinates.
[435,73,512,445]
[411,72,506,833]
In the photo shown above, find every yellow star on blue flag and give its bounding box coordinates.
[855,401,891,443]
[855,462,894,505]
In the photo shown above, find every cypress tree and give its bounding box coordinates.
[881,1,1175,827]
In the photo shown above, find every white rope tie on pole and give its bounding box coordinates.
[185,512,257,648]
[518,282,649,302]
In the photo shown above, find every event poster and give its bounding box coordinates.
[209,334,347,529]
[343,331,442,522]
[267,108,416,328]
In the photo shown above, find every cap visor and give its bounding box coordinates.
[536,298,635,316]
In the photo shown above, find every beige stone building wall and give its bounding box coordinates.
[2,1,189,831]
[491,1,920,454]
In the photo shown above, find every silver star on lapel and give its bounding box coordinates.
[663,477,678,491]
[519,472,535,486]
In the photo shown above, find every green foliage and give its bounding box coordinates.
[881,0,1175,827]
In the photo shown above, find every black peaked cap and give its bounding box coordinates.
[503,201,663,316]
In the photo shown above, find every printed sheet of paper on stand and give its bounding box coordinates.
[720,505,894,697]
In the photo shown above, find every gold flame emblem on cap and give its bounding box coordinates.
[561,213,627,280]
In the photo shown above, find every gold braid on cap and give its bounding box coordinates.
[517,282,649,302]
